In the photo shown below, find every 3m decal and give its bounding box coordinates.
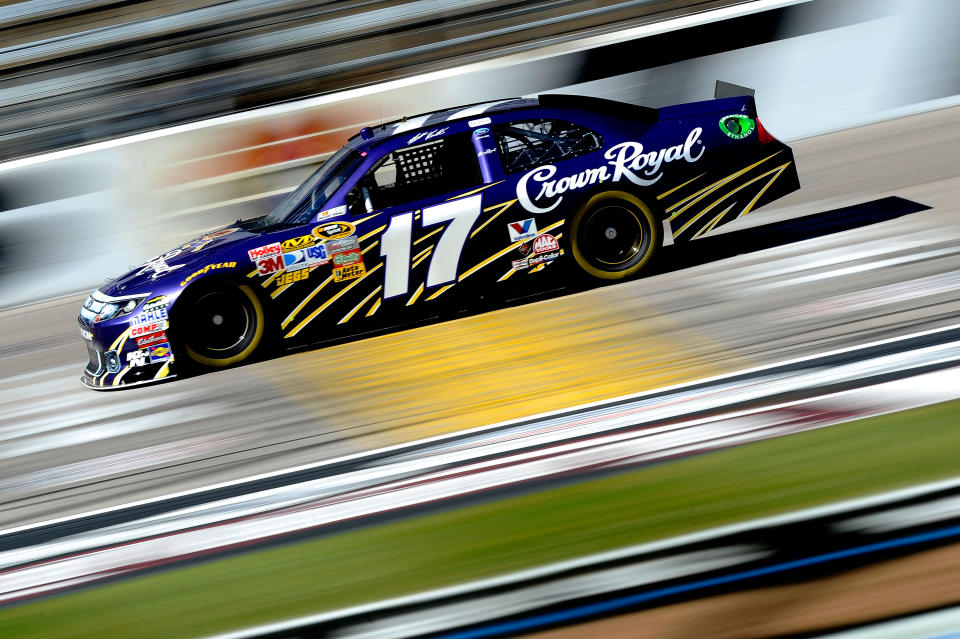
[126,349,149,367]
[136,331,168,348]
[277,269,310,287]
[532,233,559,254]
[313,222,356,241]
[80,328,93,341]
[282,235,316,251]
[334,262,366,282]
[180,262,238,286]
[517,128,705,213]
[380,195,482,298]
[248,242,282,261]
[148,342,173,363]
[256,255,285,275]
[719,114,755,140]
[507,218,538,242]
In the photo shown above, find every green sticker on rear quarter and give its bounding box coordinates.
[719,114,755,139]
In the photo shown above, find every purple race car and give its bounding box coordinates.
[80,86,799,389]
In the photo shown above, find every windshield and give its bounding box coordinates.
[263,146,364,226]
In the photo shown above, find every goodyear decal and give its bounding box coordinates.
[180,262,237,286]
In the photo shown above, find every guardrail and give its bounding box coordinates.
[206,477,960,638]
[1,324,958,608]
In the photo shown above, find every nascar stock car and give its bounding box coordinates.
[80,86,799,389]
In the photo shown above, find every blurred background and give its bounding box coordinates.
[1,0,959,306]
[3,1,960,637]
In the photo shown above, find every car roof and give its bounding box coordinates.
[346,94,659,150]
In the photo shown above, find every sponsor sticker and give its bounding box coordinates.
[527,250,560,266]
[318,205,347,220]
[179,262,237,286]
[518,243,532,256]
[332,249,362,266]
[277,269,310,287]
[468,117,491,128]
[472,127,491,138]
[282,234,316,252]
[129,308,169,326]
[202,228,238,240]
[507,218,538,242]
[136,331,168,348]
[142,295,167,312]
[256,255,285,275]
[131,321,167,338]
[325,236,360,254]
[248,242,282,261]
[719,114,755,140]
[126,349,149,367]
[532,233,559,254]
[313,222,356,241]
[148,342,173,363]
[80,328,93,341]
[516,128,705,213]
[283,245,329,271]
[334,262,366,282]
[511,259,528,271]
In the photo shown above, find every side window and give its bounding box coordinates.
[350,133,481,213]
[495,119,602,175]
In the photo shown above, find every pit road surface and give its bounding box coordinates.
[2,105,959,531]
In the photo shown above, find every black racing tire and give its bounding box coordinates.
[180,283,265,367]
[569,191,661,280]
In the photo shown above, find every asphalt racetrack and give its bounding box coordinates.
[2,105,959,532]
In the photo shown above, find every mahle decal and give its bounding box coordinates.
[719,114,755,140]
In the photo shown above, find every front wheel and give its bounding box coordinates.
[569,191,661,280]
[181,283,265,367]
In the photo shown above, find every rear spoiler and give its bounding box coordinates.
[538,93,658,123]
[714,81,755,99]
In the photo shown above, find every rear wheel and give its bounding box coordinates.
[182,284,264,367]
[570,191,661,280]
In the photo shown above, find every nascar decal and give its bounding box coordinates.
[314,222,355,241]
[180,262,237,286]
[142,295,167,312]
[517,128,705,213]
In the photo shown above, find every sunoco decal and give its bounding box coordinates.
[516,128,705,213]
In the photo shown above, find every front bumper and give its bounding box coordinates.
[80,327,178,391]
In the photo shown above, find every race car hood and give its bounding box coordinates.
[99,223,257,296]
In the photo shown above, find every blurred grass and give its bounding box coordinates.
[3,399,960,638]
